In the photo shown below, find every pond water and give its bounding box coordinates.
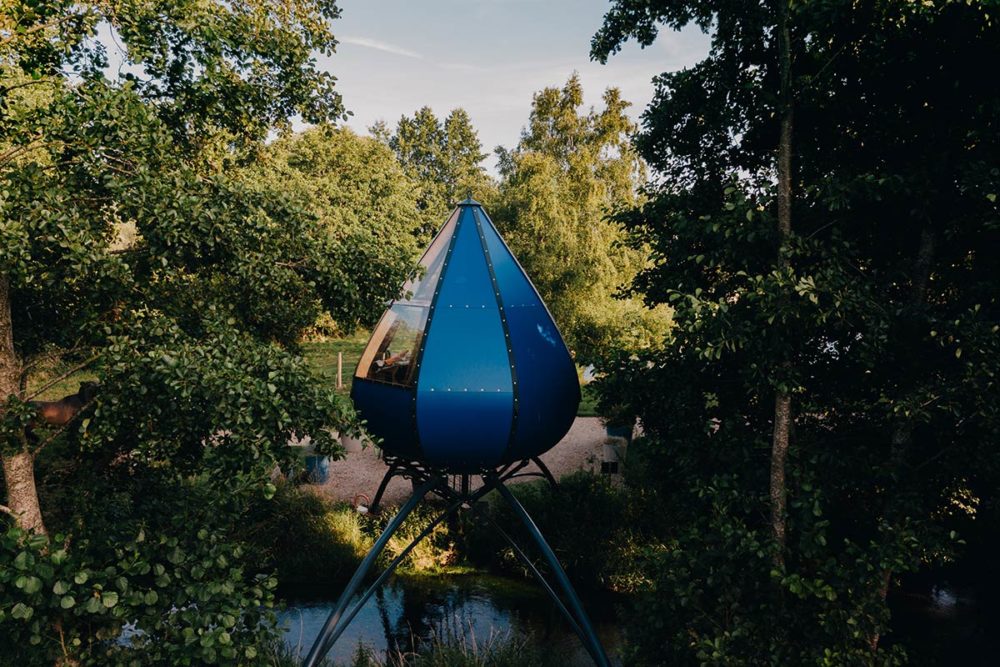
[888,580,999,665]
[278,574,623,666]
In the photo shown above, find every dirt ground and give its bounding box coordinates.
[308,417,613,508]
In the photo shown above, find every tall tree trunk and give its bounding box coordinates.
[770,392,791,566]
[770,0,794,569]
[0,274,47,535]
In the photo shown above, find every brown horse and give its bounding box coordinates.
[30,381,99,427]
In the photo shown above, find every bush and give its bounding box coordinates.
[242,483,369,597]
[0,474,280,666]
[461,472,641,591]
[373,503,461,574]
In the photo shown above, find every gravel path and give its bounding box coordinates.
[309,417,611,508]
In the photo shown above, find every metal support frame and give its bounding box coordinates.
[302,459,611,667]
[369,455,558,515]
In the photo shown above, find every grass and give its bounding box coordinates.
[301,331,370,395]
[27,330,602,419]
[266,629,559,667]
[26,359,98,401]
[577,382,599,418]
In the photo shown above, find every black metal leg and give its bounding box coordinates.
[302,476,440,667]
[310,480,499,660]
[531,456,559,491]
[496,483,611,667]
[486,517,586,641]
[369,463,398,515]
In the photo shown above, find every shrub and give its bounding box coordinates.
[242,483,369,597]
[461,472,641,591]
[366,503,460,574]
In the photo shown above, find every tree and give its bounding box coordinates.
[377,106,495,234]
[493,74,669,364]
[0,1,398,662]
[593,0,1000,663]
[254,125,425,332]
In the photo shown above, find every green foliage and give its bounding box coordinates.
[0,476,280,666]
[254,126,425,330]
[493,75,670,363]
[591,0,1000,663]
[463,474,639,591]
[385,630,558,667]
[377,107,496,235]
[366,502,460,574]
[1,0,345,146]
[0,0,394,661]
[242,484,368,597]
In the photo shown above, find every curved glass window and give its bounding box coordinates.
[355,210,458,387]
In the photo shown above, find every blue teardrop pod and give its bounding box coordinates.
[351,199,580,472]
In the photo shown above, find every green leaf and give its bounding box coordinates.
[102,591,119,608]
[53,580,70,595]
[22,576,43,595]
[11,603,32,620]
[60,596,76,609]
[13,551,30,571]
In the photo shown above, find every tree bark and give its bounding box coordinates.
[770,393,791,566]
[770,0,794,568]
[2,450,46,534]
[0,274,47,535]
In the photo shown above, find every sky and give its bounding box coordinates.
[322,0,711,172]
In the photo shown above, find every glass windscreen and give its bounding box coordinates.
[355,210,458,387]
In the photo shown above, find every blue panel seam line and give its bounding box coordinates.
[409,209,463,460]
[473,206,519,462]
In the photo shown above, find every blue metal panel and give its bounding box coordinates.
[474,208,579,461]
[351,378,421,460]
[416,206,514,468]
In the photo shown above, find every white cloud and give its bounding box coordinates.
[339,36,424,60]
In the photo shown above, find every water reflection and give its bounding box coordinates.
[279,574,621,665]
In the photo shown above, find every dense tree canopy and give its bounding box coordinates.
[374,106,495,235]
[0,1,402,663]
[593,0,1000,663]
[253,125,425,332]
[493,74,669,364]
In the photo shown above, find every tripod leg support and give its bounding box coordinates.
[496,483,611,667]
[307,480,500,662]
[368,463,398,515]
[302,476,440,667]
[531,456,559,491]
